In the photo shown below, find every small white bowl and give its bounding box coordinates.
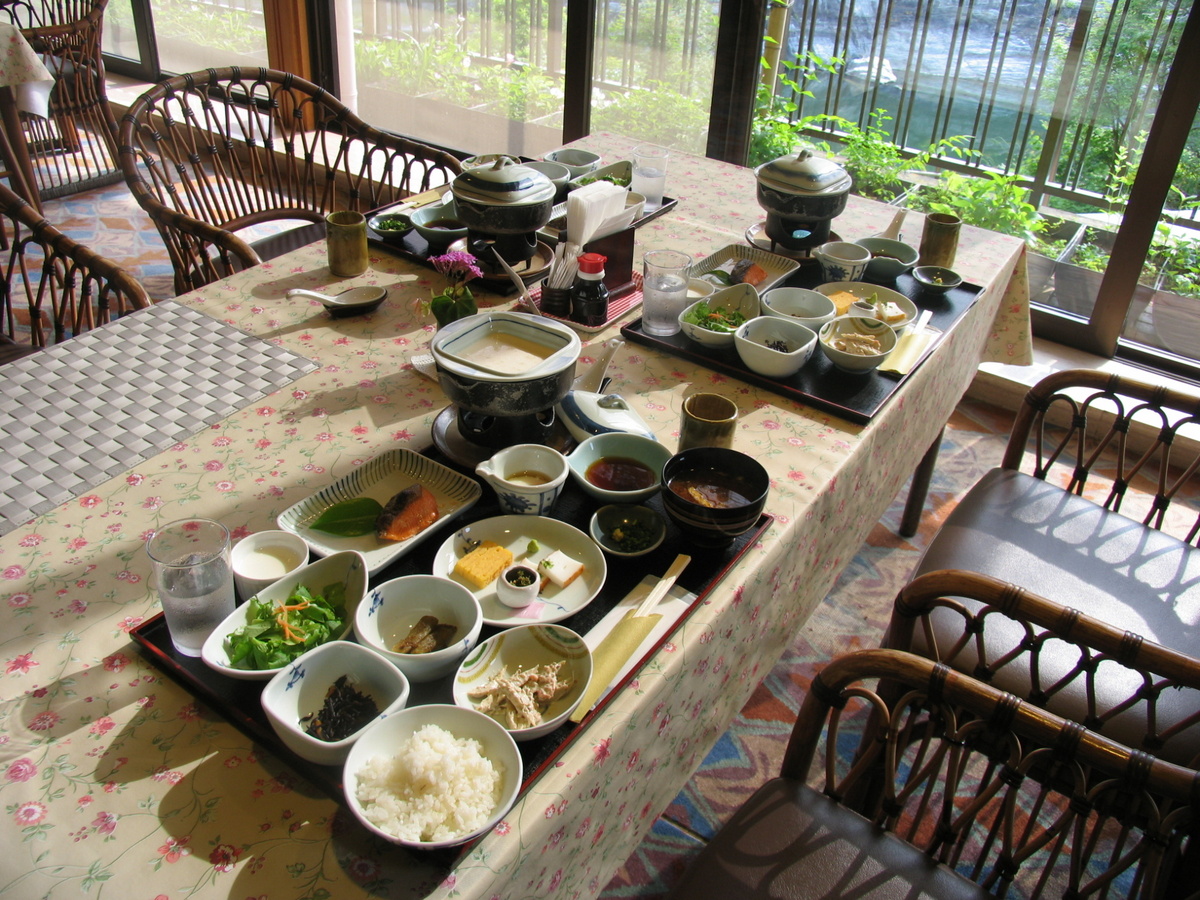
[760,287,837,330]
[566,432,673,504]
[734,317,818,378]
[343,704,522,848]
[678,283,760,349]
[231,529,309,602]
[818,315,898,374]
[354,574,483,683]
[686,277,715,301]
[544,148,601,179]
[261,640,410,767]
[453,624,593,740]
[201,550,368,681]
[494,562,541,608]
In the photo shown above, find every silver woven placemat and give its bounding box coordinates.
[0,301,318,535]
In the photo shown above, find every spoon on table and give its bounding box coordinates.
[286,286,388,317]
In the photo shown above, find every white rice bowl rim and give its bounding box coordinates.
[343,704,521,848]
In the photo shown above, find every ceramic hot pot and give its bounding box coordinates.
[451,158,557,269]
[430,311,582,448]
[755,148,853,251]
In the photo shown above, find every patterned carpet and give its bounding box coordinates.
[26,178,1017,897]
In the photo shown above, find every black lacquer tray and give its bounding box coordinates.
[131,456,770,804]
[621,267,982,424]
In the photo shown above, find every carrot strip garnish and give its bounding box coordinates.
[274,599,310,643]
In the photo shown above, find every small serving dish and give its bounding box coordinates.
[261,640,410,767]
[410,201,468,249]
[342,704,522,849]
[760,287,837,330]
[854,237,919,280]
[818,315,898,374]
[734,316,818,378]
[912,265,964,294]
[494,562,542,608]
[566,432,673,504]
[688,243,800,294]
[678,283,760,350]
[452,623,593,740]
[568,159,632,190]
[200,550,368,681]
[544,147,601,179]
[814,281,916,327]
[277,448,482,577]
[589,504,667,557]
[366,211,413,243]
[354,573,483,682]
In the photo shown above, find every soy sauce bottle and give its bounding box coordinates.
[571,252,609,328]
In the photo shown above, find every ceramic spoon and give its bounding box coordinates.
[286,286,387,316]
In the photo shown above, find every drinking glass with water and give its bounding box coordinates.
[631,145,670,212]
[641,249,692,337]
[146,518,236,656]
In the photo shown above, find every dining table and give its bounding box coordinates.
[0,132,1030,899]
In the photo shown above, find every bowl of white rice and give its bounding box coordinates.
[343,703,521,848]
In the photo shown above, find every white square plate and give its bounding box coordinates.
[277,449,482,576]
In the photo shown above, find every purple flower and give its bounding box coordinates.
[429,251,482,286]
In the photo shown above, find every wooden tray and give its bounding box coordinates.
[131,466,770,804]
[621,269,981,424]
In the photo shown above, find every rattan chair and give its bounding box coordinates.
[117,66,464,294]
[0,179,149,350]
[908,368,1200,688]
[885,569,1200,767]
[0,0,123,200]
[667,648,1199,900]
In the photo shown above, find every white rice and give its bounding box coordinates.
[354,723,502,842]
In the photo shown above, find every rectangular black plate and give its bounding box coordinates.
[131,471,770,804]
[621,267,982,424]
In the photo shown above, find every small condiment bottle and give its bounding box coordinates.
[571,252,609,327]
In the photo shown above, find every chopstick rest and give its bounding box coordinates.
[570,554,690,723]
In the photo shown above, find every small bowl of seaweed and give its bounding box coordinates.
[589,504,667,557]
[261,640,410,766]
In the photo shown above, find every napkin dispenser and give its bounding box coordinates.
[583,226,636,298]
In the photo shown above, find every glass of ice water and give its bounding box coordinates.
[146,518,236,657]
[641,248,692,337]
[630,145,670,212]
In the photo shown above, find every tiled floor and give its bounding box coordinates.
[28,177,1012,897]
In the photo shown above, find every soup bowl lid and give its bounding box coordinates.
[452,158,557,207]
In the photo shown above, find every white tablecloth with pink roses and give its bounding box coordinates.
[0,134,1029,899]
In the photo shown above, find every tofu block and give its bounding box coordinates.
[537,549,584,589]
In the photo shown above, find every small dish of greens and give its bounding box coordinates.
[589,504,666,557]
[201,550,368,681]
[677,283,761,350]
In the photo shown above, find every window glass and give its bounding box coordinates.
[151,0,269,74]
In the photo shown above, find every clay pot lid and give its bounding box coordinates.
[755,148,852,197]
[452,158,556,206]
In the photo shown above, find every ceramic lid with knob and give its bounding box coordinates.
[452,157,557,206]
[755,148,852,197]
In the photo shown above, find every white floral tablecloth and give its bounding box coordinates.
[0,135,1028,899]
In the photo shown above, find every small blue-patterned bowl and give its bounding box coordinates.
[261,640,410,766]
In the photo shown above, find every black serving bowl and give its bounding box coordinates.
[911,265,963,294]
[661,447,770,548]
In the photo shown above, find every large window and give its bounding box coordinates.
[756,0,1200,375]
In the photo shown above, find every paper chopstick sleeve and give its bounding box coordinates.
[569,611,662,722]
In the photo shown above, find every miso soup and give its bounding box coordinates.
[668,468,755,509]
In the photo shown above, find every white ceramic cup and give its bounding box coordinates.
[475,444,570,516]
[231,530,310,602]
[814,241,871,283]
